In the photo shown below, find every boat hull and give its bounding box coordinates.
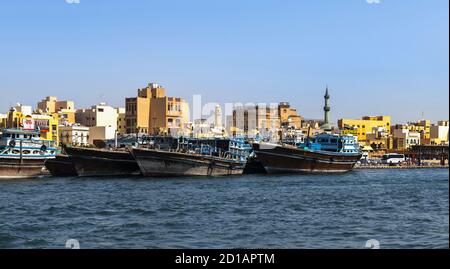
[252,143,361,174]
[0,157,46,179]
[64,147,141,177]
[45,155,77,177]
[243,156,267,174]
[132,148,245,177]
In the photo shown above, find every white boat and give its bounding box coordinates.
[0,129,56,179]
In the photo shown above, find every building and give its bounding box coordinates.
[365,126,393,151]
[278,102,302,129]
[393,120,431,144]
[416,120,431,142]
[0,114,7,129]
[393,129,421,150]
[125,87,151,134]
[6,104,59,143]
[392,120,432,145]
[125,83,190,136]
[225,115,234,136]
[149,95,189,136]
[37,96,75,113]
[116,108,126,135]
[88,126,117,145]
[231,104,280,138]
[214,105,223,128]
[75,103,119,131]
[302,119,324,129]
[50,109,76,125]
[59,125,90,146]
[338,116,391,142]
[430,120,449,145]
[32,114,59,143]
[37,96,76,124]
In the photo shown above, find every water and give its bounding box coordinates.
[0,169,448,249]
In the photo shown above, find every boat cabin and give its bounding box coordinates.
[0,128,57,158]
[300,133,360,154]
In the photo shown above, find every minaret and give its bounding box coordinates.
[321,86,332,131]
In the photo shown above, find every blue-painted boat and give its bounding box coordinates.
[0,129,56,179]
[253,132,362,173]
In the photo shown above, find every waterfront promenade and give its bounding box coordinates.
[355,164,449,169]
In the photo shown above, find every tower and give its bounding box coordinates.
[321,86,332,131]
[214,104,222,128]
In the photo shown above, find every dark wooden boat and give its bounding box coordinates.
[252,142,361,174]
[45,155,77,177]
[131,148,246,177]
[64,146,141,177]
[0,158,48,179]
[243,155,267,174]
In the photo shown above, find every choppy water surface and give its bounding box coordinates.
[0,169,448,249]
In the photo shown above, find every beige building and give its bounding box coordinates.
[37,96,76,124]
[125,88,151,134]
[116,108,126,135]
[0,114,6,129]
[278,102,302,129]
[37,96,75,113]
[125,83,190,135]
[75,103,119,131]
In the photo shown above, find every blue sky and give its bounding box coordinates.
[0,0,448,124]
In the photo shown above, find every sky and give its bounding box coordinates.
[0,0,448,124]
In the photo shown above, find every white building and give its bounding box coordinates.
[393,129,421,148]
[430,120,449,144]
[75,103,118,131]
[88,126,117,145]
[214,105,222,128]
[60,126,90,146]
[13,103,33,115]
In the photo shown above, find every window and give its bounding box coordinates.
[98,108,104,112]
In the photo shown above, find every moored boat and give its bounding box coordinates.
[64,146,141,177]
[0,129,56,179]
[131,148,246,177]
[228,137,266,174]
[45,154,77,177]
[252,133,362,174]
